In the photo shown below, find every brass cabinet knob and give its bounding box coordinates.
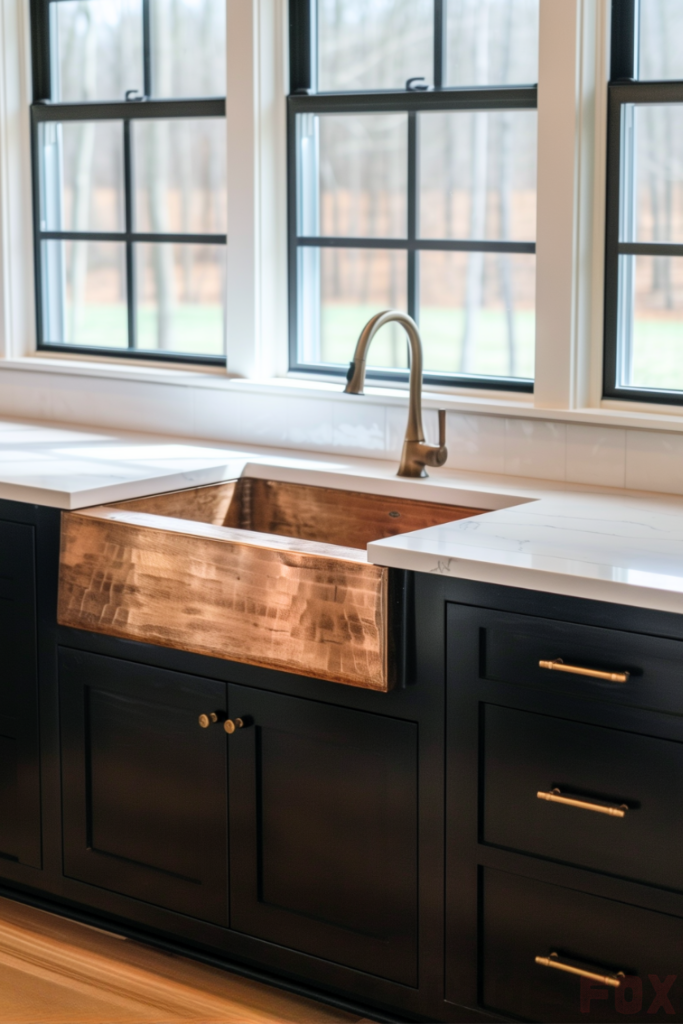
[198,712,223,729]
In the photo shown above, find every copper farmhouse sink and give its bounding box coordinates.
[58,478,485,691]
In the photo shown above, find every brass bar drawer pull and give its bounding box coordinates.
[537,788,628,818]
[535,952,624,988]
[539,658,629,683]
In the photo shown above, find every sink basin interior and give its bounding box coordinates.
[114,477,486,550]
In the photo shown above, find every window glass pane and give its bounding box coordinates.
[419,111,537,240]
[446,0,539,87]
[149,0,226,98]
[133,119,227,234]
[420,251,535,378]
[39,121,124,233]
[41,240,128,348]
[622,104,683,244]
[297,248,408,367]
[639,0,683,81]
[297,114,407,238]
[317,0,432,92]
[618,255,683,391]
[135,243,226,356]
[50,0,143,102]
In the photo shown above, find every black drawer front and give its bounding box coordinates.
[482,869,683,1022]
[483,705,683,892]
[471,606,683,715]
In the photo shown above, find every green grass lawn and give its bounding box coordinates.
[62,303,225,356]
[631,319,683,390]
[319,305,536,378]
[57,302,683,390]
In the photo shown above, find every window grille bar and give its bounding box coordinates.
[32,99,226,123]
[617,242,683,257]
[289,0,314,94]
[434,0,447,89]
[142,0,153,98]
[123,120,136,349]
[30,0,51,102]
[407,112,419,322]
[295,236,535,254]
[40,231,228,245]
[289,87,537,115]
[611,0,639,81]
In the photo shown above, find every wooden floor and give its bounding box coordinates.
[0,894,375,1023]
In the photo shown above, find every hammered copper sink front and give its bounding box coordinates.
[58,479,485,690]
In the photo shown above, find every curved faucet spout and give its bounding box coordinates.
[344,310,448,478]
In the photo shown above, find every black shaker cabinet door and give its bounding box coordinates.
[0,519,40,867]
[227,684,419,985]
[60,649,228,924]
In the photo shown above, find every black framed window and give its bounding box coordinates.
[288,0,539,391]
[29,0,227,365]
[605,0,683,403]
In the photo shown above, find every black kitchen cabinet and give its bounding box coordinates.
[58,648,421,990]
[482,869,683,1023]
[15,496,683,1023]
[445,599,683,1021]
[227,684,419,985]
[0,517,41,868]
[59,648,228,924]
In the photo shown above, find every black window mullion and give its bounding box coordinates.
[611,0,639,81]
[290,0,315,94]
[123,120,137,350]
[33,98,226,122]
[30,0,51,101]
[142,0,153,98]
[407,112,419,324]
[434,0,447,90]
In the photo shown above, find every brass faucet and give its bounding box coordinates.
[344,310,448,478]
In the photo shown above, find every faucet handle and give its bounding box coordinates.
[438,409,446,448]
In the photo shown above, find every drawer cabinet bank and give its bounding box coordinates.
[3,496,683,1023]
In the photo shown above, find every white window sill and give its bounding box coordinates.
[4,354,683,434]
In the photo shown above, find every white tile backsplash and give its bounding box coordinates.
[50,375,196,436]
[191,387,244,444]
[565,424,626,488]
[504,418,567,481]
[625,430,683,495]
[446,413,506,474]
[385,404,409,460]
[333,400,385,454]
[240,393,334,450]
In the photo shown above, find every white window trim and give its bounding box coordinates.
[0,0,36,363]
[4,0,683,434]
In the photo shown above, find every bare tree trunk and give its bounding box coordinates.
[68,2,97,342]
[459,1,489,373]
[148,0,175,349]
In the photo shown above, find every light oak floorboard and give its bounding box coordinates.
[0,895,363,1024]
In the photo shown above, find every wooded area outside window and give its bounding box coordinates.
[289,0,540,391]
[605,0,683,403]
[29,0,227,364]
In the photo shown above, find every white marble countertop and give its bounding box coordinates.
[5,417,683,615]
